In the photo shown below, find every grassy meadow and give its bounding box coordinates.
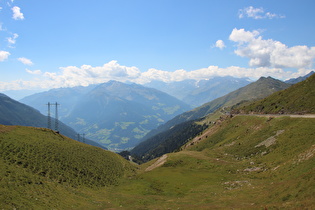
[1,114,314,209]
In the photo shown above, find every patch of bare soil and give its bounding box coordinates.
[145,154,168,172]
[255,130,285,148]
[223,180,251,190]
[295,145,315,163]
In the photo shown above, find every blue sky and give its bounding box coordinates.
[0,0,315,92]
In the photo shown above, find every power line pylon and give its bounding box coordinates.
[46,102,60,132]
[54,102,60,132]
[46,102,51,129]
[82,133,85,143]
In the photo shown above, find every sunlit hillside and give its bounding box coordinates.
[0,125,135,209]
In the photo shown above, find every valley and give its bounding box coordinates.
[0,73,314,209]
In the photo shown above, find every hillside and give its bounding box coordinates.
[2,118,314,209]
[233,73,315,114]
[132,76,291,160]
[99,115,315,209]
[0,93,104,148]
[177,76,291,121]
[0,125,135,209]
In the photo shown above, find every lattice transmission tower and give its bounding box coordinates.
[46,102,60,132]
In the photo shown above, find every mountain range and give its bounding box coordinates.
[145,76,251,107]
[21,81,190,151]
[9,73,313,152]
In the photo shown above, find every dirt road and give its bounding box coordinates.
[236,114,315,118]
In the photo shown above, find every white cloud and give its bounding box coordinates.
[0,51,10,61]
[18,57,33,65]
[229,28,259,43]
[7,33,18,47]
[238,6,285,19]
[215,40,225,49]
[136,66,295,83]
[12,6,24,20]
[26,69,41,75]
[229,28,315,68]
[43,60,142,87]
[0,60,313,91]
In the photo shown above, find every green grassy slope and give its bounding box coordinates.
[1,118,314,209]
[233,73,315,114]
[89,116,315,209]
[107,115,314,209]
[0,125,135,209]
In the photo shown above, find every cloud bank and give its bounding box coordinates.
[1,60,313,91]
[229,28,315,68]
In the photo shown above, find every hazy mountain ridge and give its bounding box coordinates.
[145,76,251,107]
[20,85,97,119]
[285,70,314,84]
[0,93,105,149]
[22,81,190,151]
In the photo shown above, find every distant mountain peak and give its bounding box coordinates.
[285,71,315,84]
